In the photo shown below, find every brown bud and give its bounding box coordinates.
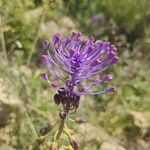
[58,87,66,95]
[69,136,79,150]
[75,116,85,124]
[54,94,61,105]
[39,125,51,136]
[59,111,67,120]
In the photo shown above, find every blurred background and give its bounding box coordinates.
[0,0,150,149]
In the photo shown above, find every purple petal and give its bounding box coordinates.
[44,40,50,49]
[53,33,60,45]
[105,87,116,92]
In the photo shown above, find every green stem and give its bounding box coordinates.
[55,118,65,141]
[55,103,70,141]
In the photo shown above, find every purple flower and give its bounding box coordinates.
[42,32,118,110]
[91,13,105,23]
[42,32,118,93]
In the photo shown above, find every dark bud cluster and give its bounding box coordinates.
[54,87,80,110]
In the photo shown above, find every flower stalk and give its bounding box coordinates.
[56,109,69,141]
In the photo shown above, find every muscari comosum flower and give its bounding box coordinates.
[42,32,118,113]
[40,32,119,144]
